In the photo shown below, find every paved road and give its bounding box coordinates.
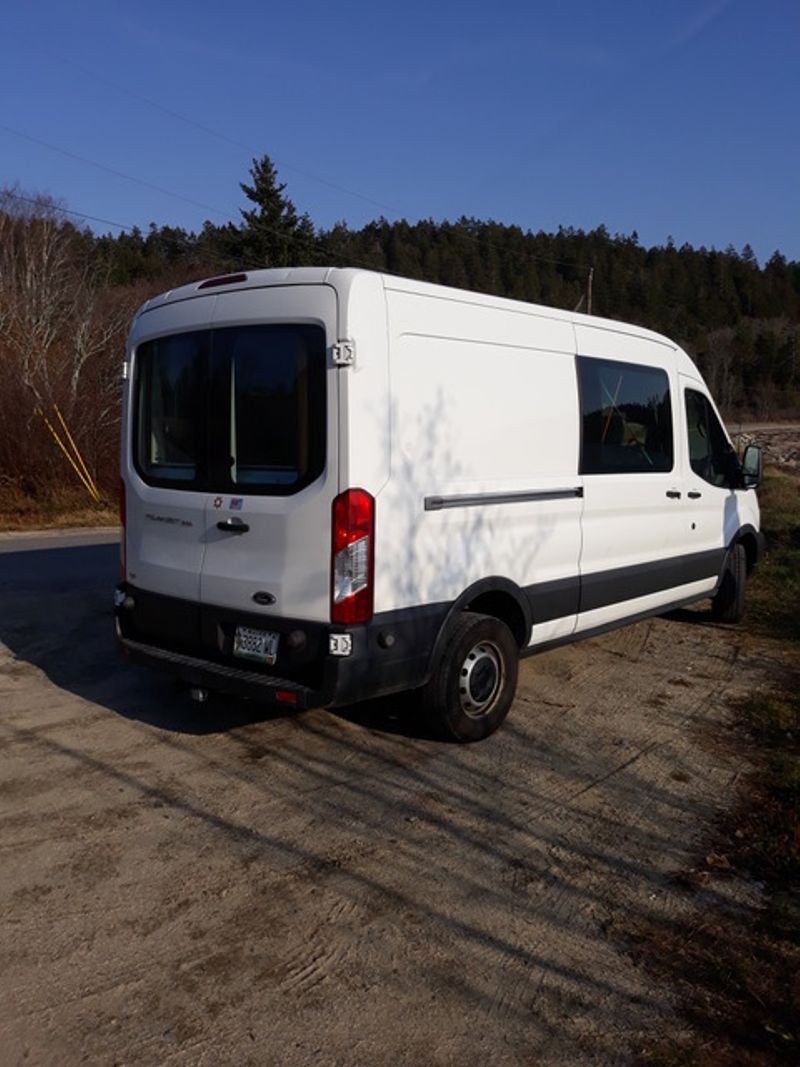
[0,530,771,1066]
[0,526,119,553]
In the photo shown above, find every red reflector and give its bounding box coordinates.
[197,272,248,290]
[276,690,297,705]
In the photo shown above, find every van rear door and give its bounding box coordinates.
[198,285,338,624]
[126,307,213,610]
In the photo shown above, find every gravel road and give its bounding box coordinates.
[0,531,783,1065]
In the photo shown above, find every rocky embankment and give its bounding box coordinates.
[731,424,800,472]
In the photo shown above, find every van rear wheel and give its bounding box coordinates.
[423,613,518,742]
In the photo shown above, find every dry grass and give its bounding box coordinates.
[748,469,800,641]
[0,485,117,532]
[630,688,800,1066]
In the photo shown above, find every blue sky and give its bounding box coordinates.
[1,0,798,262]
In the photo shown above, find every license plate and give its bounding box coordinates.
[233,625,279,665]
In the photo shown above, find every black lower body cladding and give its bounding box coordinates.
[114,583,448,708]
[114,536,765,711]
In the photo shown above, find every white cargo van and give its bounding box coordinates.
[115,268,764,740]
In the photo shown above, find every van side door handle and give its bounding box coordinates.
[217,519,250,534]
[687,491,702,499]
[665,490,681,499]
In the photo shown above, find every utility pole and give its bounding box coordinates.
[587,267,594,316]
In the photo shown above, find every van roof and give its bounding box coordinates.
[133,266,677,353]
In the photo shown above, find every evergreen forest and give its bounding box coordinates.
[1,154,798,501]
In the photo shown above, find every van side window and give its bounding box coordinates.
[684,389,734,488]
[578,356,674,474]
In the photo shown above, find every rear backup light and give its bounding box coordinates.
[331,489,374,624]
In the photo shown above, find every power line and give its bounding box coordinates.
[0,123,236,221]
[1,190,133,232]
[1,117,586,274]
[25,44,403,217]
[12,39,582,273]
[2,36,598,276]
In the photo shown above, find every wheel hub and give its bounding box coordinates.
[459,641,503,717]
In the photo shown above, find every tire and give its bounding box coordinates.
[711,543,747,623]
[422,613,519,742]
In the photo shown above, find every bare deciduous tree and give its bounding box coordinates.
[0,187,133,498]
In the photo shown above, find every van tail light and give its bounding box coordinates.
[119,477,127,580]
[331,489,374,624]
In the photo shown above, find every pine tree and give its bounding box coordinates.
[239,155,315,267]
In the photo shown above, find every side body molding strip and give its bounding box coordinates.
[424,487,583,511]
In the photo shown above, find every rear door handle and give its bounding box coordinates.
[688,491,702,499]
[666,490,681,499]
[217,519,250,534]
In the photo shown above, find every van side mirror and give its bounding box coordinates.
[741,444,763,489]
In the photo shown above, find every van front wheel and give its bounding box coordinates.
[423,613,519,742]
[711,543,747,623]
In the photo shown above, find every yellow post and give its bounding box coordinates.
[53,404,101,501]
[36,408,101,502]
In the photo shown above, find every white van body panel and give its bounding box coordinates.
[337,271,391,495]
[379,284,582,644]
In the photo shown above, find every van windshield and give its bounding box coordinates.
[135,324,326,495]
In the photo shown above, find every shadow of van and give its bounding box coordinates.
[0,541,300,736]
[0,538,440,740]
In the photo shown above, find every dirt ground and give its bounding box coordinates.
[0,535,792,1066]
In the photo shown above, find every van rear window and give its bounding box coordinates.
[134,324,326,494]
[578,356,674,474]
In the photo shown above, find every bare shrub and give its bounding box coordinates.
[0,188,136,499]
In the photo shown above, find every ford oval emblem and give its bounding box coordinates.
[252,591,276,606]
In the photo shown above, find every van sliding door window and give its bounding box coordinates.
[134,324,326,495]
[578,356,674,474]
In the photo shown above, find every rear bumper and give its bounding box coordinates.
[117,627,335,709]
[114,583,446,708]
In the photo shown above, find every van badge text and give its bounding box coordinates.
[145,513,193,528]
